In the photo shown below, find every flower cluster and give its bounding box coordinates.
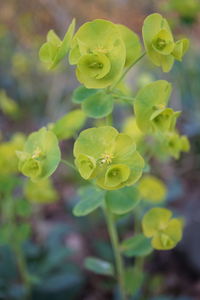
[16,128,61,181]
[142,208,183,250]
[73,126,144,190]
[143,13,189,72]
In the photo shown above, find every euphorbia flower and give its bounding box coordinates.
[69,19,141,89]
[142,13,189,72]
[16,128,61,181]
[134,80,180,134]
[73,126,144,190]
[142,207,183,250]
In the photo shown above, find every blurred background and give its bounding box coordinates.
[0,0,200,299]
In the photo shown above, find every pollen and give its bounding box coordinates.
[32,147,43,159]
[100,152,114,164]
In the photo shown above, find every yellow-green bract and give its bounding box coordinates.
[163,132,190,159]
[69,19,141,89]
[73,126,144,190]
[39,19,75,69]
[16,127,61,181]
[142,207,183,250]
[134,80,181,134]
[138,175,167,204]
[142,13,189,72]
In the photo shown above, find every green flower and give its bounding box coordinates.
[142,208,183,250]
[17,128,61,181]
[164,132,190,159]
[69,20,141,89]
[69,19,126,88]
[73,126,144,190]
[138,175,167,204]
[134,80,180,134]
[142,13,189,72]
[39,19,75,69]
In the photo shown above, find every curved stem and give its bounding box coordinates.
[61,159,76,170]
[110,52,146,91]
[103,201,126,300]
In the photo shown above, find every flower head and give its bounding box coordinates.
[73,126,144,190]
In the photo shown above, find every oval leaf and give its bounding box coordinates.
[121,233,153,257]
[73,186,105,216]
[72,85,98,104]
[106,186,140,215]
[82,91,114,118]
[84,257,114,276]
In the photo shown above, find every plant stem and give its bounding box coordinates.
[103,201,126,300]
[12,244,32,300]
[61,159,76,170]
[110,52,146,91]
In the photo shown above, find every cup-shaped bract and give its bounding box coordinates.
[17,128,61,181]
[73,126,144,190]
[117,24,142,68]
[138,175,167,204]
[69,19,126,89]
[39,19,76,69]
[24,178,58,203]
[134,80,180,134]
[142,13,189,72]
[142,208,183,250]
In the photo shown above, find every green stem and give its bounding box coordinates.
[106,113,113,126]
[103,201,126,300]
[12,244,32,300]
[4,195,31,299]
[61,159,76,170]
[110,52,146,91]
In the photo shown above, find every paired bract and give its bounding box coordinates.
[142,13,189,72]
[73,126,144,190]
[16,128,61,181]
[142,208,183,250]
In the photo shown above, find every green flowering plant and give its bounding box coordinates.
[15,13,190,299]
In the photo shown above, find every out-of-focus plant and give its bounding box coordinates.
[16,13,190,299]
[0,90,20,119]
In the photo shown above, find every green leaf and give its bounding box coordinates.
[84,257,114,276]
[121,234,153,257]
[72,85,97,103]
[73,185,105,216]
[106,186,140,215]
[52,109,86,141]
[124,266,144,295]
[82,91,114,118]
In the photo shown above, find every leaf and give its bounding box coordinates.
[73,185,105,216]
[124,266,144,295]
[106,186,140,215]
[15,198,32,217]
[82,91,114,118]
[84,257,114,276]
[52,109,86,140]
[72,85,98,103]
[121,234,153,257]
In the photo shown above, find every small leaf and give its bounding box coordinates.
[121,234,153,257]
[73,185,105,216]
[82,91,114,118]
[84,257,114,276]
[106,186,140,215]
[72,85,97,103]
